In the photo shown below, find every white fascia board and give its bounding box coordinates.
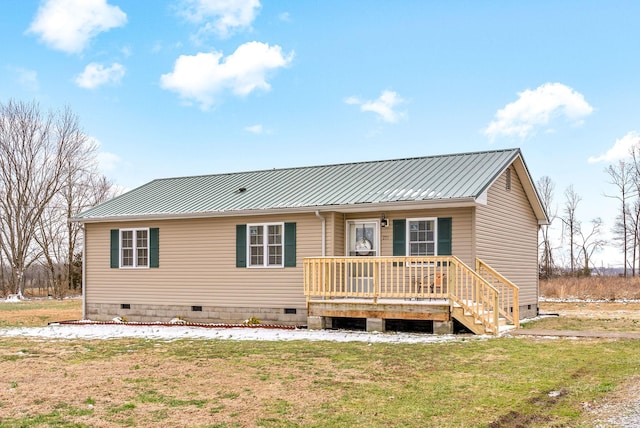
[71,198,479,224]
[475,189,488,205]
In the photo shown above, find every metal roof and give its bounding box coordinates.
[75,148,540,221]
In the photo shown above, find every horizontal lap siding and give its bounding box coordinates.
[475,166,539,305]
[85,213,322,309]
[333,212,346,256]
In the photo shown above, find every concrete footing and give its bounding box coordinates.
[433,320,453,334]
[307,315,330,330]
[366,318,385,332]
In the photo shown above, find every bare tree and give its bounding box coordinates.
[0,100,88,296]
[537,176,556,278]
[561,185,581,275]
[605,160,635,276]
[576,218,606,275]
[63,170,115,292]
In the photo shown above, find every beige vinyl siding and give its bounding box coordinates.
[330,212,346,256]
[344,209,474,265]
[85,213,322,309]
[475,165,539,306]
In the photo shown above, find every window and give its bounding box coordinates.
[248,223,283,267]
[120,229,149,268]
[406,218,437,256]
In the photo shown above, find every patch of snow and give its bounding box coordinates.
[0,323,493,344]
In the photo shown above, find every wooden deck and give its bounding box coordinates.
[303,256,519,335]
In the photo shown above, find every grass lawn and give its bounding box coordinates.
[0,298,639,427]
[0,298,82,328]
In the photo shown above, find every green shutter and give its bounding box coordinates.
[392,219,406,256]
[284,222,296,267]
[236,224,247,267]
[149,228,159,268]
[437,217,452,256]
[110,229,119,268]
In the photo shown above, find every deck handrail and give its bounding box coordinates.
[475,258,519,328]
[303,256,503,334]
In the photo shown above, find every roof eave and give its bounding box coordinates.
[71,197,480,224]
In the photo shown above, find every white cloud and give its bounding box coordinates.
[96,150,121,172]
[588,131,640,164]
[160,41,294,110]
[75,62,125,89]
[345,90,407,123]
[7,66,39,91]
[483,82,593,140]
[180,0,261,39]
[245,124,263,134]
[27,0,126,54]
[279,12,291,22]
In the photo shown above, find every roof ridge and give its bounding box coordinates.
[151,147,521,182]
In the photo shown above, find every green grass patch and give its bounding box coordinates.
[0,299,79,313]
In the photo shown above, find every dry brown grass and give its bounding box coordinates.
[540,276,640,300]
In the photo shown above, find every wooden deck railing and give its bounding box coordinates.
[475,258,519,328]
[303,256,508,334]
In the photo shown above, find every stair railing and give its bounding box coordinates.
[475,258,519,328]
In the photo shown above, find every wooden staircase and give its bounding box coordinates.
[452,306,507,335]
[448,258,520,335]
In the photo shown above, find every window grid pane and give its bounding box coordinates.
[136,230,148,267]
[267,225,283,266]
[121,231,133,266]
[121,229,149,268]
[249,226,264,266]
[248,224,284,267]
[408,220,435,256]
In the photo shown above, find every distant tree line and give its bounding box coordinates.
[539,142,640,278]
[0,99,116,298]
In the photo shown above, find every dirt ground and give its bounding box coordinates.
[539,300,640,320]
[0,305,82,326]
[0,340,330,427]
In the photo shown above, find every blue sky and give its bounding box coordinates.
[1,0,639,268]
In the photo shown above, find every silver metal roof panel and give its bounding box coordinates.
[74,148,524,220]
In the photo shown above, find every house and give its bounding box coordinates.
[73,148,548,335]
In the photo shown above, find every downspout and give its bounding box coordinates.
[81,224,86,320]
[315,211,326,256]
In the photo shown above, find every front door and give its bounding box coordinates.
[346,220,379,294]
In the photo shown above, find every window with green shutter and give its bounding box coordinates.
[392,217,452,257]
[110,228,159,269]
[236,222,296,268]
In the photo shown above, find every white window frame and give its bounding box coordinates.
[406,218,438,257]
[120,228,150,269]
[247,222,285,268]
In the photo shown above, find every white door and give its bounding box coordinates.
[346,220,379,293]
